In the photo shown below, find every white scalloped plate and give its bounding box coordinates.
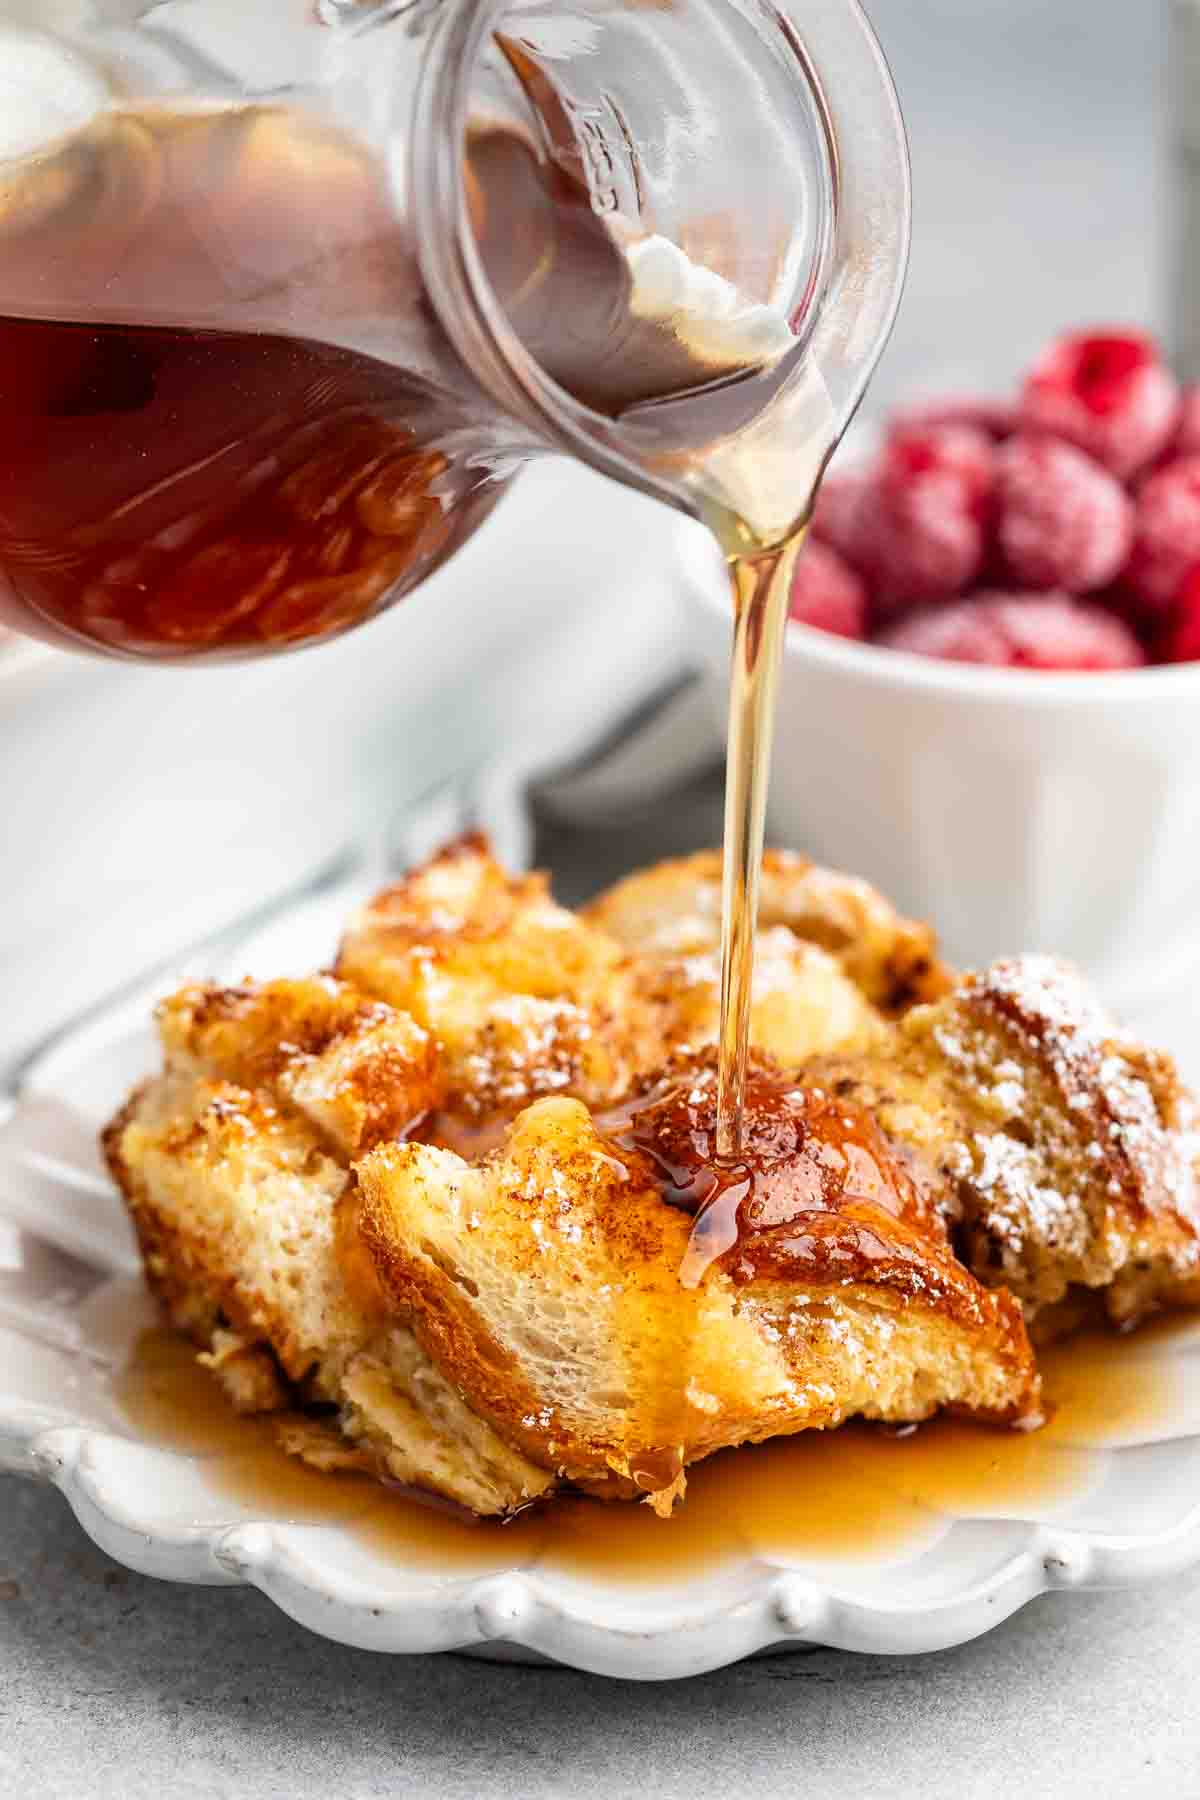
[5,932,1200,1679]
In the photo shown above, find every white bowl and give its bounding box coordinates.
[683,523,1200,1011]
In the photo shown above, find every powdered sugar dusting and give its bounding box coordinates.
[932,1021,1028,1120]
[968,1130,1087,1260]
[981,955,1110,1047]
[931,956,1200,1299]
[975,956,1196,1220]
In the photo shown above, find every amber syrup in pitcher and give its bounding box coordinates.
[0,90,778,663]
[0,107,500,656]
[0,96,664,660]
[0,315,501,657]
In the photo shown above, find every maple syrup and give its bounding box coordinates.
[113,1317,1200,1583]
[713,534,806,1157]
[0,97,789,662]
[0,106,475,656]
[0,316,506,658]
[0,103,668,658]
[0,98,637,659]
[599,1057,936,1289]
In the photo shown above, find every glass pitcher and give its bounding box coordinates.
[0,0,909,661]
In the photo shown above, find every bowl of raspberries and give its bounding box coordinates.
[689,329,1200,998]
[797,329,1197,668]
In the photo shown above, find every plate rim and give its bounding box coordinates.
[11,1407,1200,1678]
[5,931,1200,1679]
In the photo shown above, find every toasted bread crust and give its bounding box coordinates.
[160,977,444,1156]
[337,834,661,1113]
[103,843,1199,1517]
[582,848,953,1014]
[807,957,1200,1325]
[104,1002,556,1515]
[354,1097,1041,1498]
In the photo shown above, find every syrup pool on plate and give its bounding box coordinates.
[110,1311,1200,1584]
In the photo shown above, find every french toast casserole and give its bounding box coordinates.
[104,839,1200,1518]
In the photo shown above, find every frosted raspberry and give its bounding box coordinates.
[1020,330,1180,480]
[863,470,986,615]
[1160,568,1200,663]
[883,422,998,513]
[1174,386,1200,457]
[810,431,994,613]
[984,594,1145,668]
[1125,455,1200,611]
[809,469,871,568]
[890,396,1018,441]
[878,593,1145,671]
[788,539,867,639]
[877,599,1010,664]
[996,435,1133,592]
[834,423,995,616]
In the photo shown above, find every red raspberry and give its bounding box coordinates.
[1020,330,1180,480]
[984,594,1146,668]
[878,593,1146,671]
[1125,455,1200,611]
[883,422,997,513]
[890,396,1018,441]
[1160,567,1200,662]
[995,435,1132,592]
[809,469,871,568]
[811,430,994,614]
[838,423,996,616]
[864,470,986,616]
[1174,386,1200,457]
[877,599,1011,664]
[787,539,867,639]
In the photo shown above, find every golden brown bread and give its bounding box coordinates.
[103,842,1200,1519]
[336,834,660,1113]
[582,848,954,1015]
[104,977,557,1515]
[804,956,1200,1332]
[354,1062,1039,1509]
[337,840,936,1104]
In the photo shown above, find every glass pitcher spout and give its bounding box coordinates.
[0,0,908,658]
[413,0,910,551]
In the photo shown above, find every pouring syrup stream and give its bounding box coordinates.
[713,529,804,1159]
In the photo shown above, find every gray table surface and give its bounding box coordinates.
[4,1472,1200,1800]
[4,2,1192,1794]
